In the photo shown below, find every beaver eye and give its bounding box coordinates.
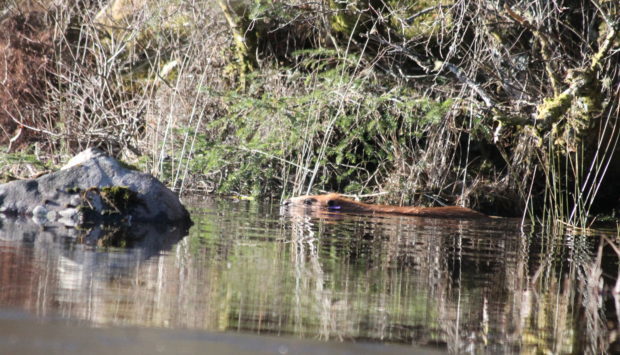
[327,200,340,209]
[304,198,317,205]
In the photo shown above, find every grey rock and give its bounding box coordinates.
[61,148,106,170]
[32,205,48,225]
[58,208,80,227]
[0,148,192,229]
[69,195,81,207]
[32,205,48,218]
[46,210,58,221]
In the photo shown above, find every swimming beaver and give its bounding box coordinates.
[282,193,488,219]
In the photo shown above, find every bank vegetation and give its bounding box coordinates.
[0,0,619,226]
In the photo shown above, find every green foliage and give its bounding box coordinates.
[0,151,48,168]
[0,151,51,183]
[181,48,455,196]
[247,0,298,22]
[324,0,452,40]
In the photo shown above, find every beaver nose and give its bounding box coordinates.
[281,199,291,206]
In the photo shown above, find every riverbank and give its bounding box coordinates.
[1,0,619,224]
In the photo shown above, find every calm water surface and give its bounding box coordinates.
[0,197,618,354]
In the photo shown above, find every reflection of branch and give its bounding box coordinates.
[602,235,620,257]
[289,216,348,341]
[601,235,620,294]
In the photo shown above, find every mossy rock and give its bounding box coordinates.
[100,186,139,212]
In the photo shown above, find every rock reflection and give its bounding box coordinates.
[0,214,188,323]
[0,200,618,353]
[0,215,188,250]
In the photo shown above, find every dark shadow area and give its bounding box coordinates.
[0,215,189,258]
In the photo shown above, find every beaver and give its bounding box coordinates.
[282,193,488,219]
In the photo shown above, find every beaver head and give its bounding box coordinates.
[281,193,371,212]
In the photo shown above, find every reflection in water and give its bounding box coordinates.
[0,199,618,353]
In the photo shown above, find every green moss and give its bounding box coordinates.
[331,11,359,35]
[66,186,82,194]
[536,92,572,125]
[387,0,453,39]
[100,186,139,211]
[118,160,140,171]
[75,186,139,227]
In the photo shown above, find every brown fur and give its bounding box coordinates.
[282,193,488,219]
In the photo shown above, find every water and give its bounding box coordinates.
[0,197,618,354]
